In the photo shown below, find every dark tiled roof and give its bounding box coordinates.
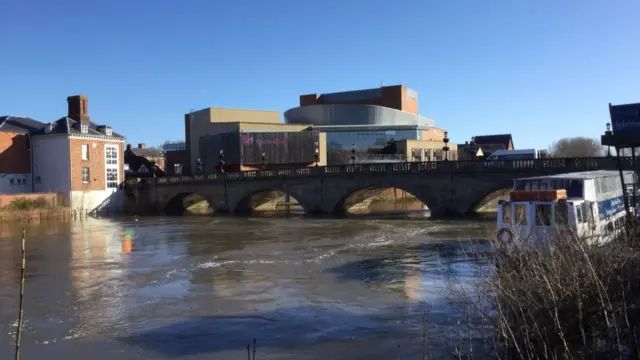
[33,117,124,138]
[473,134,513,148]
[131,147,163,158]
[124,149,165,177]
[0,116,45,133]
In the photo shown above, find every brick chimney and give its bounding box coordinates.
[67,95,90,124]
[138,143,146,149]
[126,144,132,150]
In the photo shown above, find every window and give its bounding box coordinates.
[106,168,118,188]
[105,144,119,189]
[35,176,41,184]
[45,122,56,134]
[174,163,183,175]
[9,179,14,185]
[105,128,113,136]
[555,202,568,225]
[606,222,614,234]
[536,205,552,226]
[105,145,118,165]
[515,204,527,225]
[80,123,89,133]
[82,167,90,183]
[576,206,584,223]
[81,144,89,160]
[501,203,512,224]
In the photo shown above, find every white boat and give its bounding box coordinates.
[496,170,637,247]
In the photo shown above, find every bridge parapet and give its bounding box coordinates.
[127,157,635,187]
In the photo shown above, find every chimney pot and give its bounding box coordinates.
[138,143,146,149]
[126,144,132,150]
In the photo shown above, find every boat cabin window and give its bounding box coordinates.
[515,204,527,225]
[606,222,614,234]
[575,205,584,223]
[501,203,512,224]
[536,204,552,226]
[555,202,568,225]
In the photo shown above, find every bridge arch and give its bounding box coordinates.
[325,180,441,215]
[229,185,317,214]
[473,187,512,213]
[164,192,213,215]
[452,176,514,215]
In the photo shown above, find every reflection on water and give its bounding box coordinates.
[0,215,495,359]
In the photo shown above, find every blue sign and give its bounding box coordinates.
[598,196,625,220]
[610,103,640,134]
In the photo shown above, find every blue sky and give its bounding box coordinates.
[2,0,639,149]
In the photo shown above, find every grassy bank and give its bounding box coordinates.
[0,197,56,211]
[445,225,640,360]
[0,197,69,223]
[491,231,639,358]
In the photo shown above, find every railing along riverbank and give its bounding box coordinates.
[127,157,637,187]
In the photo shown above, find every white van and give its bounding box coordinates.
[486,149,539,161]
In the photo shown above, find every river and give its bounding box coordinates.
[0,204,496,359]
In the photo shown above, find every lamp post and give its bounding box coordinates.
[261,152,267,170]
[314,141,320,167]
[442,131,450,161]
[605,122,613,157]
[351,144,356,164]
[218,150,225,173]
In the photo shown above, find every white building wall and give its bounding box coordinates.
[0,174,32,194]
[32,135,71,201]
[70,189,126,214]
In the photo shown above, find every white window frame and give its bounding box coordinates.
[104,144,119,190]
[80,123,89,134]
[105,127,113,136]
[81,144,89,160]
[82,167,90,184]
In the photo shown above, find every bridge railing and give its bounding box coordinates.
[125,157,636,187]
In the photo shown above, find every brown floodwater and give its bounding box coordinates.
[0,205,496,359]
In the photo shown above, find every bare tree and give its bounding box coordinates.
[548,137,605,158]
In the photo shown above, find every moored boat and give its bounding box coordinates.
[496,170,636,247]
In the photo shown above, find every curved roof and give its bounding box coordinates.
[284,104,434,127]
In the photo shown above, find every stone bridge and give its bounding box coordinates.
[125,157,637,218]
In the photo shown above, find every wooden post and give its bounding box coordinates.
[14,229,26,360]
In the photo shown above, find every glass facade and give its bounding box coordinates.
[326,129,419,164]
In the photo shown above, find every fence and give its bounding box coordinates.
[125,157,637,187]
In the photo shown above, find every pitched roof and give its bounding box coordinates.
[131,147,163,158]
[33,117,124,138]
[473,134,513,148]
[124,149,165,177]
[0,116,45,133]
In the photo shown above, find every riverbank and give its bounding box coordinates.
[0,207,71,224]
[458,229,640,359]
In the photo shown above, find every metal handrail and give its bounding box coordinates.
[125,157,637,187]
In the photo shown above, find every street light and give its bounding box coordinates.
[218,150,225,173]
[351,144,356,164]
[314,141,320,167]
[605,123,613,157]
[261,152,267,170]
[442,131,450,161]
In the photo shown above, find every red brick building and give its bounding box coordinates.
[299,84,420,115]
[0,116,43,193]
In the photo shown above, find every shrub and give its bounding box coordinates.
[5,198,40,211]
[488,228,640,359]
